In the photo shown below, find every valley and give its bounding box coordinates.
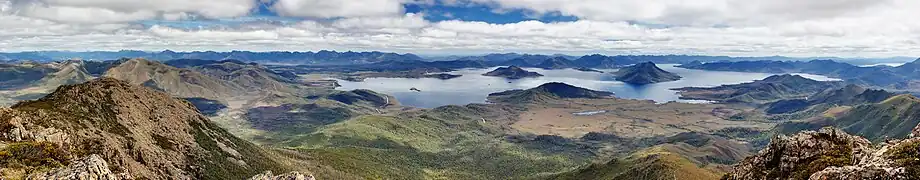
[2,53,920,179]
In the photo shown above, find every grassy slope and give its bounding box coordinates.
[269,107,587,179]
[553,146,722,180]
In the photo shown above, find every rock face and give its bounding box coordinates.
[725,127,920,179]
[248,171,316,180]
[614,62,682,84]
[482,66,543,79]
[29,154,130,180]
[0,78,285,179]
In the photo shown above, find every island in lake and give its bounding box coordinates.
[614,62,682,84]
[482,66,544,79]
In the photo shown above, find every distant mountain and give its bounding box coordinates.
[482,66,544,79]
[0,50,423,65]
[0,63,56,90]
[35,60,94,89]
[764,85,896,114]
[674,74,845,103]
[83,59,129,76]
[497,54,554,67]
[573,54,637,68]
[614,62,682,85]
[103,59,245,100]
[0,78,292,179]
[449,53,525,62]
[165,59,301,94]
[784,94,920,143]
[488,82,613,103]
[679,59,920,91]
[535,57,576,69]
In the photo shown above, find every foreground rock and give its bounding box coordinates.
[248,171,315,180]
[614,62,681,85]
[482,66,543,79]
[724,127,920,179]
[29,154,130,180]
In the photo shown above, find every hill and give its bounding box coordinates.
[481,66,544,79]
[165,59,301,94]
[554,133,752,180]
[673,74,844,104]
[34,60,94,89]
[0,63,55,90]
[764,85,895,114]
[0,78,293,179]
[553,148,722,180]
[488,82,614,104]
[782,94,920,143]
[103,58,244,100]
[614,62,682,85]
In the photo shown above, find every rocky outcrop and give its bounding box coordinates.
[29,154,131,180]
[725,127,920,179]
[248,171,315,180]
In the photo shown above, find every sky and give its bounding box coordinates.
[0,0,918,57]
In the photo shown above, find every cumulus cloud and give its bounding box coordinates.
[271,0,405,18]
[0,0,917,57]
[6,0,255,23]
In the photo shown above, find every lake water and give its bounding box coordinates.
[336,65,840,108]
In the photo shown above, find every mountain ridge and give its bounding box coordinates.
[1,78,292,179]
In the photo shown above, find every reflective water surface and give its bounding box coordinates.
[336,65,840,108]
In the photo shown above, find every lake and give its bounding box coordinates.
[336,65,840,108]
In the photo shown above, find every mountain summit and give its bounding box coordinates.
[0,78,288,179]
[614,62,682,85]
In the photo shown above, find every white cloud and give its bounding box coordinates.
[5,0,254,23]
[271,0,405,18]
[0,0,917,58]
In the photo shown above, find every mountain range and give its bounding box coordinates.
[679,59,920,91]
[0,50,423,65]
[674,74,846,104]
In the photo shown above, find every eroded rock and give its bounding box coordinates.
[29,154,131,180]
[248,171,315,180]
